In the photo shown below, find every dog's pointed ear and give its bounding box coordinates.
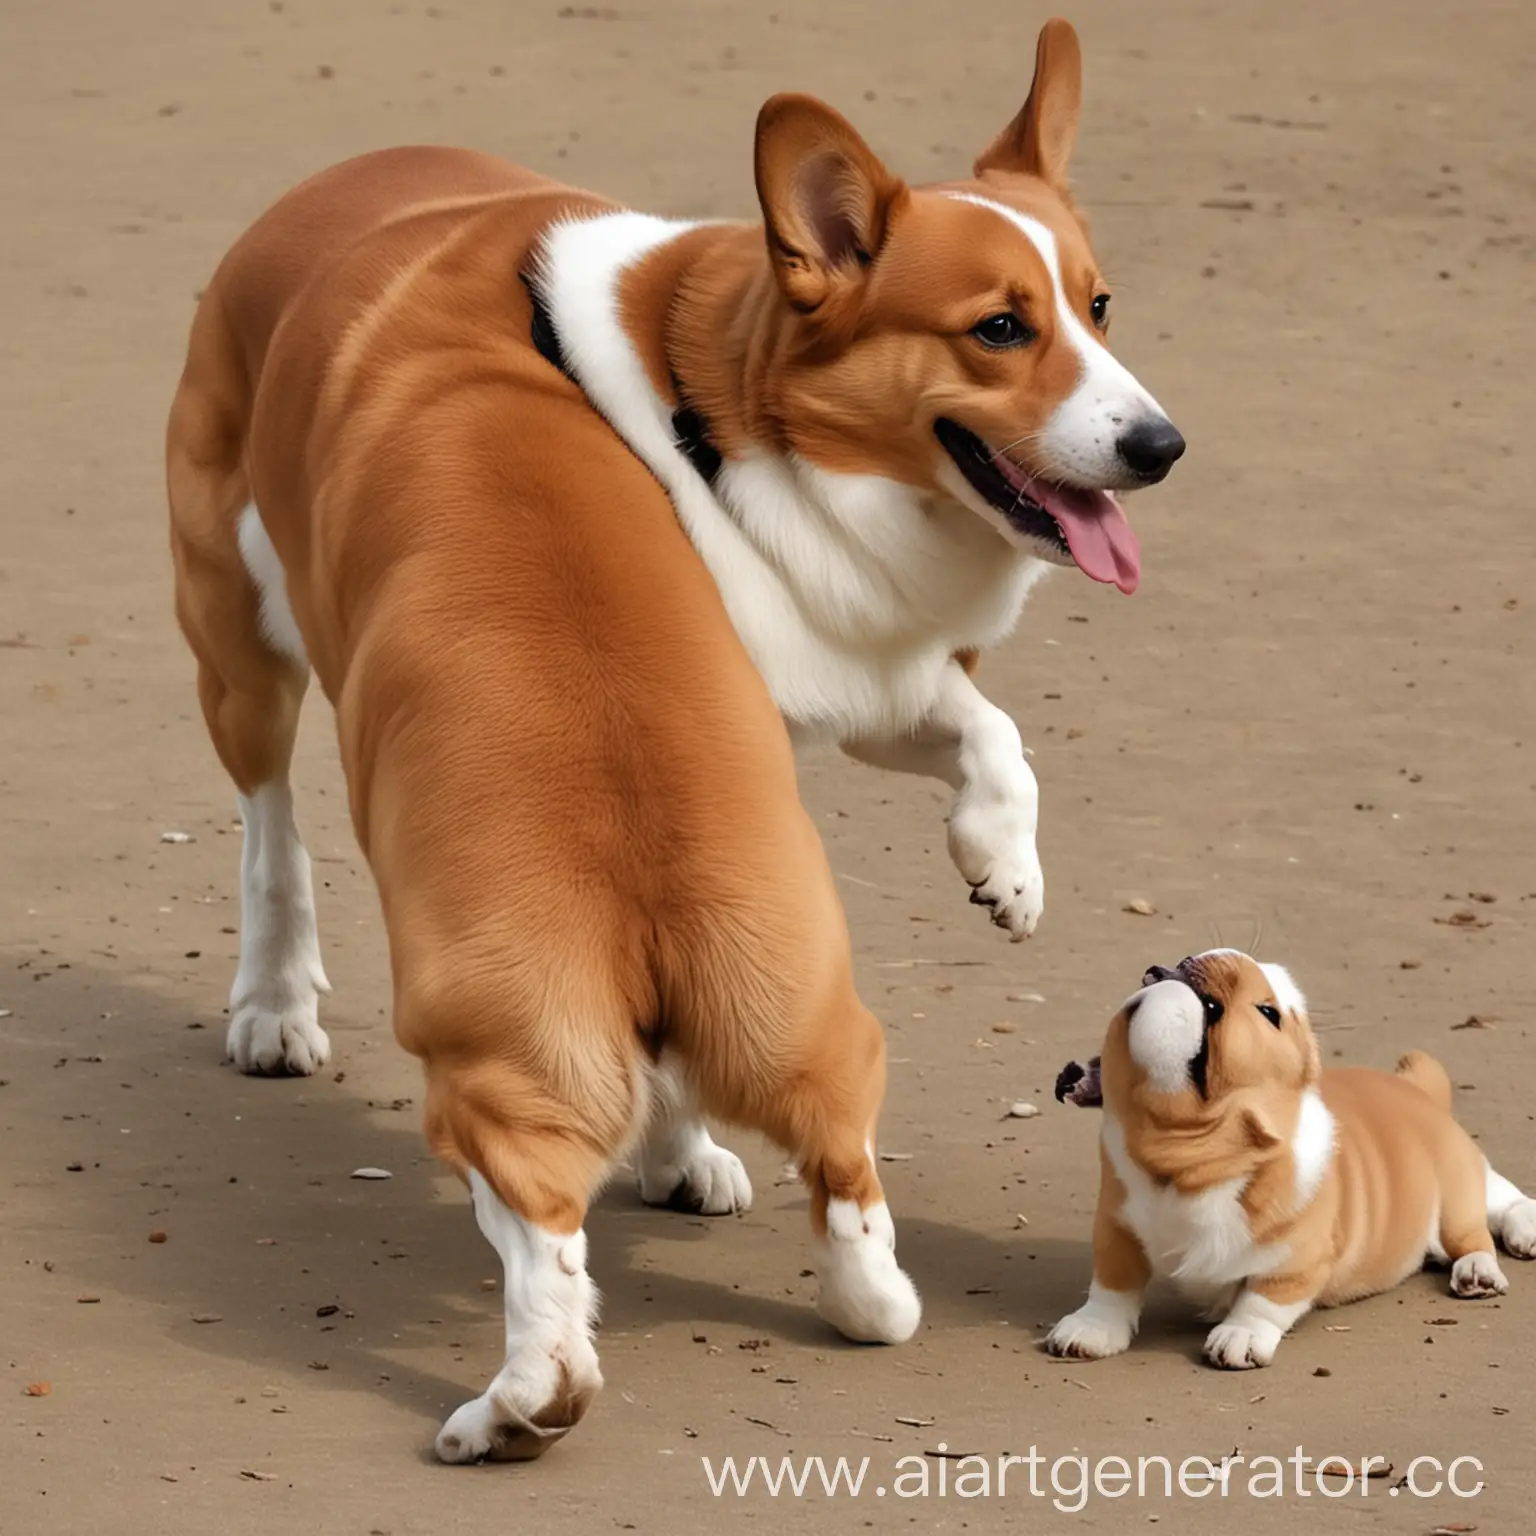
[973,18,1083,188]
[754,93,907,319]
[1238,1100,1285,1152]
[1300,1025,1322,1088]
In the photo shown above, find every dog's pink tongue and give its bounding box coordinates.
[1038,485,1141,595]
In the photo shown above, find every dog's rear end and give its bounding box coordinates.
[167,149,920,1462]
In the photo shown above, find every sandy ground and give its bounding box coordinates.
[3,0,1534,1530]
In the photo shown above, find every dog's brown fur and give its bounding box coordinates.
[167,142,893,1245]
[167,19,1129,1450]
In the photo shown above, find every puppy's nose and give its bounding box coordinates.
[1115,417,1186,484]
[1142,963,1181,986]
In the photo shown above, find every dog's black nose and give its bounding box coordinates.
[1115,418,1186,483]
[1142,963,1181,986]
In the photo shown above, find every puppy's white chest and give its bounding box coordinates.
[1103,1120,1287,1291]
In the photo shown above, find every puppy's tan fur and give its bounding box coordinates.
[1048,951,1536,1369]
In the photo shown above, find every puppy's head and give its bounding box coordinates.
[751,19,1183,595]
[1100,950,1320,1177]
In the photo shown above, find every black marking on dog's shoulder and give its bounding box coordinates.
[520,272,572,380]
[519,270,723,488]
[669,399,723,487]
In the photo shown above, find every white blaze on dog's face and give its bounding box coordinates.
[750,19,1183,597]
[1104,949,1321,1125]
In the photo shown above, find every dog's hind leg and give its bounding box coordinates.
[168,339,330,1076]
[784,998,921,1345]
[423,1038,629,1464]
[708,980,921,1345]
[1485,1162,1536,1260]
[1435,1136,1509,1298]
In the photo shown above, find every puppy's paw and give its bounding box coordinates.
[1203,1321,1280,1370]
[1498,1198,1536,1260]
[1046,1306,1134,1361]
[1450,1251,1508,1298]
[949,791,1044,941]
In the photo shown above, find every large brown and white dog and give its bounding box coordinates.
[166,20,1181,1459]
[1047,951,1536,1370]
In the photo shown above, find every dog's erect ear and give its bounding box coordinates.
[1300,1026,1322,1088]
[754,93,907,319]
[1237,1100,1285,1153]
[973,18,1083,188]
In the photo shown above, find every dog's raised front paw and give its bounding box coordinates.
[948,790,1044,941]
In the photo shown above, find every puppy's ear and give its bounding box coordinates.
[1238,1101,1284,1152]
[973,18,1083,188]
[755,93,907,325]
[1300,1027,1322,1087]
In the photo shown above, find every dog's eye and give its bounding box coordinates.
[971,313,1035,349]
[1090,293,1111,328]
[1201,994,1225,1025]
[1256,1003,1282,1028]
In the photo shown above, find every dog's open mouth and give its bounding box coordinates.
[934,419,1141,595]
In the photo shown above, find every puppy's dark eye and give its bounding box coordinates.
[1090,293,1111,328]
[1200,994,1225,1025]
[972,313,1035,349]
[1256,1003,1282,1028]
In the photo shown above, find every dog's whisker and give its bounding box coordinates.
[988,429,1047,463]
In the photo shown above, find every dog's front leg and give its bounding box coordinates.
[842,656,1043,940]
[1203,1281,1316,1370]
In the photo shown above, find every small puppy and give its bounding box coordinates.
[1047,949,1536,1369]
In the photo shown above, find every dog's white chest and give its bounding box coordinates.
[1102,1119,1288,1291]
[536,213,1042,742]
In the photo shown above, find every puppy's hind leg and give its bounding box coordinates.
[1485,1161,1536,1260]
[1437,1141,1509,1298]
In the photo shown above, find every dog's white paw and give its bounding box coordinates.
[638,1121,752,1215]
[1204,1321,1281,1370]
[948,789,1044,941]
[1046,1306,1135,1361]
[815,1200,921,1344]
[1498,1198,1536,1259]
[438,1201,603,1465]
[1451,1251,1509,1298]
[226,1001,331,1077]
[435,1341,603,1464]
